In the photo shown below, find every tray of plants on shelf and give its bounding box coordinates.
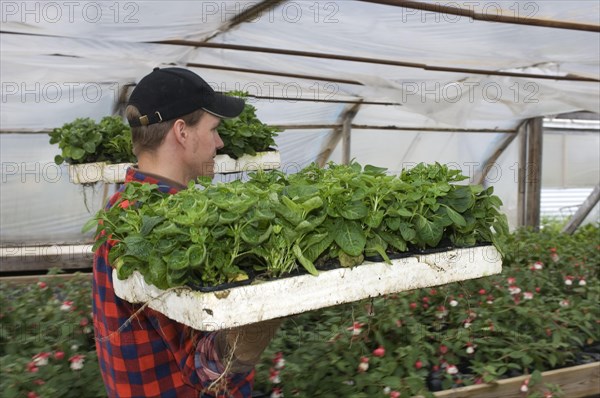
[49,116,137,184]
[49,93,280,184]
[214,92,281,174]
[86,162,508,330]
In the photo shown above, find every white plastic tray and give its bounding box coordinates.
[68,162,131,184]
[113,245,502,331]
[213,151,280,174]
[68,151,280,184]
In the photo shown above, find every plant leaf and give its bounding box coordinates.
[334,220,366,257]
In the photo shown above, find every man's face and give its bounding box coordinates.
[184,112,224,178]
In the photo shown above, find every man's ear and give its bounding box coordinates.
[172,119,187,146]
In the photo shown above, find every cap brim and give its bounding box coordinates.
[202,93,245,119]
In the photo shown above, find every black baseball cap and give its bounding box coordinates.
[127,67,245,127]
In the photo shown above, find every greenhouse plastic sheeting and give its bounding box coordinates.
[1,0,599,245]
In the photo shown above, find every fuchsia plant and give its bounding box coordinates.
[256,224,599,397]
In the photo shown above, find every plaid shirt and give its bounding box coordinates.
[93,167,254,398]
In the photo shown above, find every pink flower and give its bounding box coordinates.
[436,306,448,319]
[544,392,553,398]
[520,379,529,392]
[32,352,50,366]
[347,321,365,336]
[37,281,47,289]
[80,317,89,327]
[270,387,283,398]
[559,299,570,307]
[507,277,516,284]
[390,391,401,398]
[358,356,369,372]
[373,346,385,357]
[33,379,45,386]
[508,285,521,295]
[26,362,39,373]
[409,302,417,310]
[269,369,281,384]
[439,345,448,355]
[523,292,534,300]
[272,352,285,370]
[551,253,560,262]
[579,279,587,286]
[415,360,423,369]
[60,300,74,311]
[478,289,486,295]
[533,261,544,270]
[69,354,85,371]
[119,199,131,209]
[54,351,65,360]
[446,364,458,375]
[27,392,40,398]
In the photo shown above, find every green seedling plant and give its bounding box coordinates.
[49,116,136,165]
[217,92,280,159]
[86,161,509,289]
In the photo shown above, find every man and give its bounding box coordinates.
[93,67,281,398]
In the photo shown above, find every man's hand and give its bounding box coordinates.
[216,318,283,373]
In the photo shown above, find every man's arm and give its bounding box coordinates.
[215,319,283,373]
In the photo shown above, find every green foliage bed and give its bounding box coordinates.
[1,225,597,397]
[255,224,600,398]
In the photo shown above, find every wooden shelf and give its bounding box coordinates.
[415,362,600,398]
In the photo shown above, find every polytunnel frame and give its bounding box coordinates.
[1,0,599,273]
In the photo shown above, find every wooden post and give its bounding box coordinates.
[562,184,600,234]
[341,111,353,165]
[316,102,361,167]
[525,117,543,230]
[516,125,527,226]
[474,123,523,185]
